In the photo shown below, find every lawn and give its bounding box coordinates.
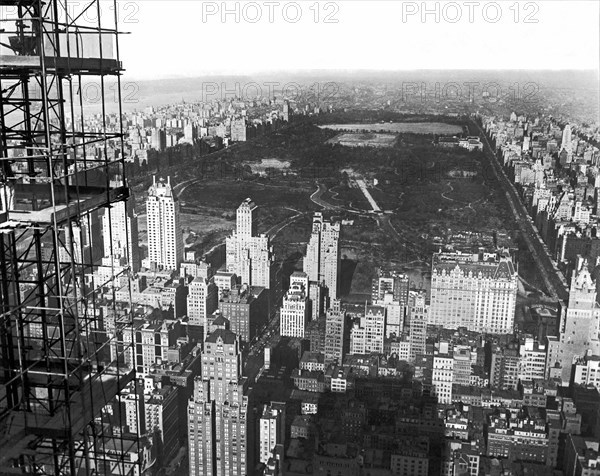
[319,122,464,134]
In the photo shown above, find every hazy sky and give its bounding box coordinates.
[108,0,599,80]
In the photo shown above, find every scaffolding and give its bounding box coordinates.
[0,0,140,474]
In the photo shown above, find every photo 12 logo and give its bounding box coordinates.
[1,1,140,23]
[399,81,539,104]
[201,1,340,23]
[401,1,539,23]
[80,81,140,104]
[201,81,340,102]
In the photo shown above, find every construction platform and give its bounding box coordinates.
[0,55,122,75]
[0,184,129,226]
[0,368,135,470]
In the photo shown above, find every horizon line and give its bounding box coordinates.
[122,68,600,83]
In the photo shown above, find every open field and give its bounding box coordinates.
[243,158,291,175]
[319,122,465,134]
[179,179,314,215]
[326,132,398,148]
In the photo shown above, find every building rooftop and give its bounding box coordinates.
[205,328,237,345]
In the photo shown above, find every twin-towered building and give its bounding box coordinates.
[226,198,274,289]
[304,212,340,300]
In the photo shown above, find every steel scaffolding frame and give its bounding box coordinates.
[0,0,139,474]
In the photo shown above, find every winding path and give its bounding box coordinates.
[441,182,455,201]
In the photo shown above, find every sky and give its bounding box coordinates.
[104,1,599,80]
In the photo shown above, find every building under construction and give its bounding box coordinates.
[0,0,140,474]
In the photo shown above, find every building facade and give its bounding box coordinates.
[304,212,340,300]
[146,176,183,270]
[259,402,286,465]
[280,282,309,338]
[429,251,517,334]
[188,329,250,476]
[187,277,218,331]
[225,198,274,289]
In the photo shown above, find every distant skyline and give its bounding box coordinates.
[117,1,599,81]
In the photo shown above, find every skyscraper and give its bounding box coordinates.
[188,328,250,475]
[304,212,340,299]
[349,305,386,355]
[103,180,140,271]
[408,290,427,362]
[259,402,286,465]
[561,124,572,153]
[546,257,600,384]
[187,277,219,331]
[226,198,274,289]
[146,176,183,270]
[280,282,310,338]
[324,300,345,365]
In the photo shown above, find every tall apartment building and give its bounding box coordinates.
[561,124,573,153]
[151,127,167,151]
[408,291,428,362]
[371,269,405,338]
[379,293,404,338]
[546,258,600,384]
[324,300,346,365]
[145,385,180,464]
[432,343,454,405]
[102,179,140,271]
[188,328,250,476]
[123,318,183,376]
[517,337,547,383]
[291,271,324,321]
[219,285,268,343]
[280,282,310,338]
[429,251,518,334]
[187,277,219,331]
[372,269,410,306]
[349,320,367,355]
[304,212,340,299]
[226,198,274,289]
[364,305,385,354]
[452,346,472,386]
[490,345,519,391]
[259,402,286,465]
[146,176,183,270]
[349,305,385,355]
